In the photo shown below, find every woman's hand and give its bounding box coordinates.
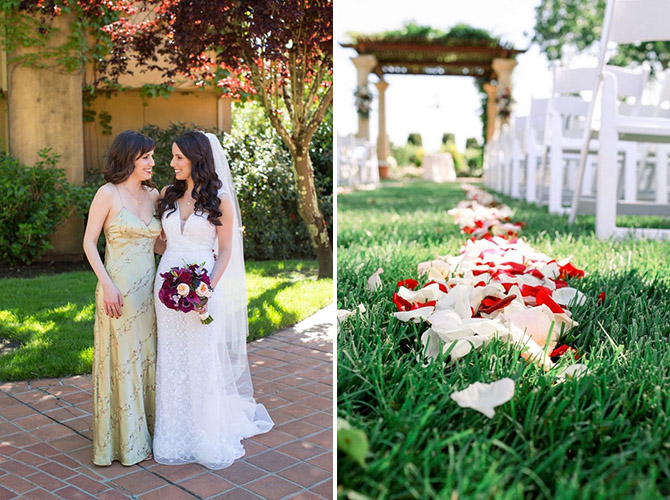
[102,281,124,318]
[194,301,208,315]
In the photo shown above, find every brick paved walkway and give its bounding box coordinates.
[0,305,334,500]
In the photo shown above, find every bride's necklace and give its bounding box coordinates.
[121,185,144,205]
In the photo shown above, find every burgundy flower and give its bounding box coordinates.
[178,297,195,313]
[178,270,193,285]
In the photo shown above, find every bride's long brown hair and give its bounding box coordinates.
[157,131,223,226]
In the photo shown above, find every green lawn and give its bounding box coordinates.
[338,181,670,500]
[0,259,332,381]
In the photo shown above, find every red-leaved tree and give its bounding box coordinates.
[108,0,333,278]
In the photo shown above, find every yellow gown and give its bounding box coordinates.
[92,204,161,466]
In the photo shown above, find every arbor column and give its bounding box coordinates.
[492,58,518,132]
[374,79,390,175]
[351,54,377,140]
[483,82,498,142]
[7,12,84,257]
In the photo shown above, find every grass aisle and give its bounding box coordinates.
[337,181,670,500]
[0,259,332,381]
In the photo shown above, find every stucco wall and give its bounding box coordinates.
[84,89,220,172]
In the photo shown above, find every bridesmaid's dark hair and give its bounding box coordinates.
[103,130,156,188]
[157,131,223,226]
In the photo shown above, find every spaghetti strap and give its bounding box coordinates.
[114,184,125,208]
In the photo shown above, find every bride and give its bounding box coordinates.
[153,130,273,469]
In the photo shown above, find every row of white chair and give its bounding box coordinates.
[337,135,380,187]
[484,0,670,240]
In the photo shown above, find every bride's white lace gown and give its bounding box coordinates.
[153,202,273,470]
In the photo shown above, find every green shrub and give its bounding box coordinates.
[465,147,484,177]
[407,133,423,146]
[0,149,75,265]
[441,141,468,176]
[309,106,333,244]
[465,137,480,150]
[441,133,455,145]
[392,143,424,166]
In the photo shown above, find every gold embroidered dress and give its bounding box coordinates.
[93,202,161,466]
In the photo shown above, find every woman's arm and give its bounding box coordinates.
[208,197,235,290]
[82,185,124,318]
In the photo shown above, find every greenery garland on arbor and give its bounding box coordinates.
[347,21,507,49]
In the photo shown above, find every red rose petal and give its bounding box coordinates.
[479,294,517,315]
[397,279,419,290]
[536,288,564,314]
[392,292,412,312]
[410,300,436,310]
[550,344,579,359]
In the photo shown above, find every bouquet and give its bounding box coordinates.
[158,262,214,324]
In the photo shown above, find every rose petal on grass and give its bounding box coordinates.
[393,307,434,323]
[450,378,515,418]
[367,267,384,291]
[502,303,558,351]
[337,304,366,323]
[552,287,587,307]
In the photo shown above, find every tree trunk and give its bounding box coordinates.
[293,143,332,279]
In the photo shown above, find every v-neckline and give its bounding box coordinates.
[122,206,154,228]
[177,202,194,236]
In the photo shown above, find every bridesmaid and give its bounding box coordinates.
[82,130,164,466]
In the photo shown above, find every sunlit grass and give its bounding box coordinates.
[338,180,670,500]
[0,259,331,381]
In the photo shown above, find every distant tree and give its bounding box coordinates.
[533,0,670,75]
[465,137,480,150]
[441,133,455,145]
[407,133,423,146]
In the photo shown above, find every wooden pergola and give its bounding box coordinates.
[341,36,526,171]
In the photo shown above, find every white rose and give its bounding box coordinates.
[196,282,212,298]
[177,283,190,296]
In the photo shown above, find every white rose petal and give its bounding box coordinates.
[336,309,354,323]
[502,303,558,351]
[450,378,515,418]
[367,267,383,291]
[392,307,434,323]
[177,283,190,296]
[337,304,366,323]
[552,287,587,307]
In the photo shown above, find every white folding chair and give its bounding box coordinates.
[509,116,527,199]
[351,138,377,186]
[524,98,549,203]
[484,135,501,190]
[541,65,648,214]
[569,0,670,239]
[337,134,356,187]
